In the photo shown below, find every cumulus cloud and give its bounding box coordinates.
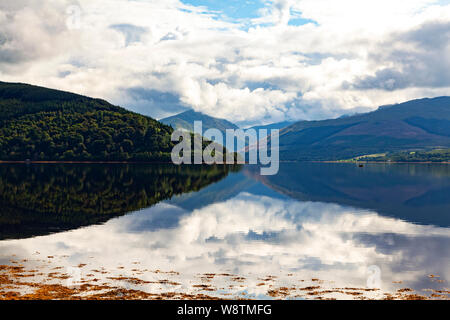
[0,0,74,67]
[0,0,449,125]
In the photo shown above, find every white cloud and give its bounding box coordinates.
[0,0,449,125]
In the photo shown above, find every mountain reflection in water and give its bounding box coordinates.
[0,163,448,299]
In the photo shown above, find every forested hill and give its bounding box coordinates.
[0,81,175,161]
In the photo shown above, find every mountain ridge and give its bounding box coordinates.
[2,81,449,162]
[275,96,450,161]
[160,110,239,133]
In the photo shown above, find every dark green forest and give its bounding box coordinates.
[0,163,240,240]
[0,82,175,161]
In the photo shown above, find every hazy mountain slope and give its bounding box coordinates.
[0,81,174,161]
[160,110,239,133]
[277,97,450,161]
[247,121,294,132]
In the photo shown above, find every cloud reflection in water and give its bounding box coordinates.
[1,191,448,297]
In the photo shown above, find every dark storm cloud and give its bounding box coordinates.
[0,14,30,65]
[399,21,450,50]
[347,21,450,91]
[124,87,189,119]
[345,68,410,91]
[0,45,26,64]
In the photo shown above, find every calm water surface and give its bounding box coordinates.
[0,163,449,299]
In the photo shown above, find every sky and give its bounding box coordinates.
[0,0,449,127]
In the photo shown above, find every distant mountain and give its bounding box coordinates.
[0,81,175,161]
[247,121,294,132]
[160,110,239,133]
[275,97,450,161]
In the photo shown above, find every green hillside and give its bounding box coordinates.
[0,81,175,161]
[276,97,450,161]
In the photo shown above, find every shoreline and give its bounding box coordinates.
[318,161,450,164]
[0,160,175,164]
[0,160,449,165]
[1,260,447,300]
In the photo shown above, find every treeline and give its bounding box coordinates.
[0,88,175,161]
[357,149,450,162]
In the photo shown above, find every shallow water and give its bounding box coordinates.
[0,163,449,299]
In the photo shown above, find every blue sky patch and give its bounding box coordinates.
[181,0,266,20]
[288,15,318,27]
[181,0,318,28]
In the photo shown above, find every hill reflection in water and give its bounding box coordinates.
[0,164,239,240]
